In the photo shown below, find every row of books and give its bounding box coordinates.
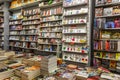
[40,33,62,38]
[38,45,58,52]
[23,8,40,16]
[9,36,38,41]
[95,6,120,17]
[10,42,37,49]
[40,27,62,32]
[94,40,120,51]
[41,6,62,16]
[94,18,120,29]
[96,0,120,5]
[10,25,39,30]
[41,21,62,27]
[94,52,120,60]
[38,38,61,44]
[94,58,120,72]
[63,53,88,63]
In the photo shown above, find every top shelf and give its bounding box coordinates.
[96,2,120,8]
[9,1,40,11]
[39,1,63,9]
[63,3,87,8]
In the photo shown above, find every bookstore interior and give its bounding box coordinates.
[0,0,120,80]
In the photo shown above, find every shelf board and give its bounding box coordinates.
[63,32,87,35]
[36,50,57,53]
[9,19,22,21]
[63,59,87,64]
[63,42,87,44]
[94,50,120,53]
[40,25,62,28]
[40,19,62,23]
[39,37,61,39]
[40,31,62,33]
[9,24,22,26]
[10,29,22,31]
[9,34,20,36]
[23,47,37,50]
[9,34,38,36]
[63,51,88,54]
[9,40,20,41]
[41,13,62,18]
[9,46,22,48]
[63,3,87,8]
[9,40,37,42]
[20,34,38,36]
[22,29,37,30]
[9,1,40,11]
[39,1,63,9]
[22,23,40,26]
[63,23,86,26]
[101,28,120,31]
[94,56,120,61]
[21,40,37,43]
[22,18,40,22]
[63,13,88,17]
[94,39,120,41]
[96,14,120,18]
[10,46,37,50]
[38,43,61,45]
[95,2,120,8]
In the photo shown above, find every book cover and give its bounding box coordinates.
[116,53,120,60]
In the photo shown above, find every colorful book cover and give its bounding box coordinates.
[116,53,120,60]
[109,60,116,69]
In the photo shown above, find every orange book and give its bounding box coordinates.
[105,41,110,51]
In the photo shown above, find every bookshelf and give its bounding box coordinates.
[22,8,40,51]
[9,1,40,53]
[62,0,89,64]
[9,11,23,52]
[38,0,63,57]
[0,3,4,49]
[94,0,120,73]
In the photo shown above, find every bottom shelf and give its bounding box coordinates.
[94,58,120,74]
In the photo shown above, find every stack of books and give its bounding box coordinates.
[41,55,57,75]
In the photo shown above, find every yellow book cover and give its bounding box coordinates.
[116,53,120,60]
[100,52,103,58]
